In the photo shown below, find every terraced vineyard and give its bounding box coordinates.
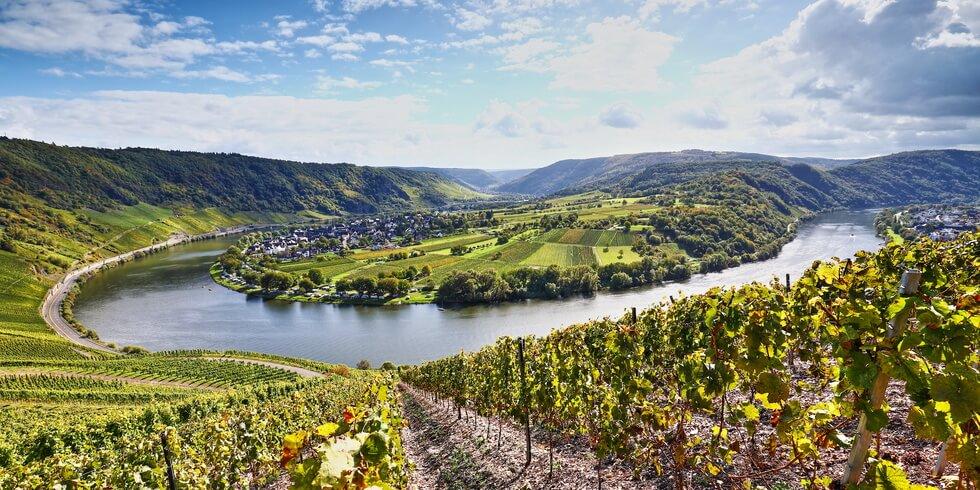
[0,186,404,487]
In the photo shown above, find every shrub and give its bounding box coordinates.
[356,359,371,370]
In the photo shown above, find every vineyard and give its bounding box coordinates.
[0,371,401,488]
[403,231,979,488]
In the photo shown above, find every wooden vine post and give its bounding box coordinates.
[160,430,178,490]
[517,337,532,468]
[840,269,921,486]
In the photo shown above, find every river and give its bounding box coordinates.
[75,210,882,366]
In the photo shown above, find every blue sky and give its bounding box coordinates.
[0,0,978,168]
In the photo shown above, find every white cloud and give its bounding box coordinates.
[297,35,336,47]
[0,0,281,80]
[504,17,678,92]
[638,0,709,20]
[500,38,559,64]
[348,31,384,43]
[332,53,360,61]
[304,48,321,58]
[329,41,364,52]
[385,34,410,44]
[599,103,644,129]
[169,67,280,84]
[339,0,441,14]
[39,67,81,78]
[274,17,309,38]
[452,8,492,31]
[315,76,383,92]
[0,91,433,164]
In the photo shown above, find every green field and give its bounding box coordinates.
[522,242,598,267]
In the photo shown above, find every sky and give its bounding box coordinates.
[0,0,977,169]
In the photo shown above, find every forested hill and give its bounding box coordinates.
[498,148,980,209]
[0,138,481,214]
[828,149,980,206]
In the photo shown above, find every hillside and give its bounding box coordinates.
[497,150,796,195]
[498,149,980,209]
[397,166,535,191]
[829,149,980,206]
[0,138,482,215]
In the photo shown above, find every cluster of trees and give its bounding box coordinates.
[537,212,579,230]
[437,256,695,304]
[335,276,411,297]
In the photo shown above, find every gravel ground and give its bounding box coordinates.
[399,377,964,490]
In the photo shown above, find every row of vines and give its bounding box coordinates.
[403,232,979,488]
[0,372,402,488]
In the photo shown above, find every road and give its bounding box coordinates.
[40,225,263,355]
[38,224,325,379]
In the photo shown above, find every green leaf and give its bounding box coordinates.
[358,432,389,464]
[865,408,889,432]
[756,372,789,403]
[886,297,908,319]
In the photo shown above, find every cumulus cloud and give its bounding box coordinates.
[599,103,644,129]
[503,17,678,92]
[0,0,280,81]
[274,17,309,37]
[452,7,493,31]
[700,0,980,118]
[0,91,433,164]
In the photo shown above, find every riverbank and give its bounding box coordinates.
[72,210,881,365]
[41,224,276,353]
[208,218,804,307]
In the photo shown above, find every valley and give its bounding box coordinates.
[0,138,976,488]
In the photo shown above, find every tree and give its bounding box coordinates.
[437,270,511,303]
[609,272,633,290]
[298,278,316,292]
[420,265,432,277]
[450,245,469,256]
[260,271,295,291]
[307,269,325,285]
[334,278,351,293]
[356,359,371,370]
[351,277,377,295]
[376,277,401,297]
[405,265,419,280]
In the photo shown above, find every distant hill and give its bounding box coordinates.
[497,148,979,209]
[780,156,858,169]
[497,150,790,196]
[0,138,482,215]
[398,166,536,191]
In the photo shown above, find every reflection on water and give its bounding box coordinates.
[76,210,883,366]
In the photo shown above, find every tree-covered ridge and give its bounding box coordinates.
[0,138,482,214]
[829,149,980,207]
[500,149,980,210]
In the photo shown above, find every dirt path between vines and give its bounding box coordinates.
[399,383,652,489]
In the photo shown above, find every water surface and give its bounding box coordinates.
[76,210,882,365]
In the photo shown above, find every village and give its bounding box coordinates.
[242,212,478,261]
[893,204,980,241]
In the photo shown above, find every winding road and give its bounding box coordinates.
[39,224,324,378]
